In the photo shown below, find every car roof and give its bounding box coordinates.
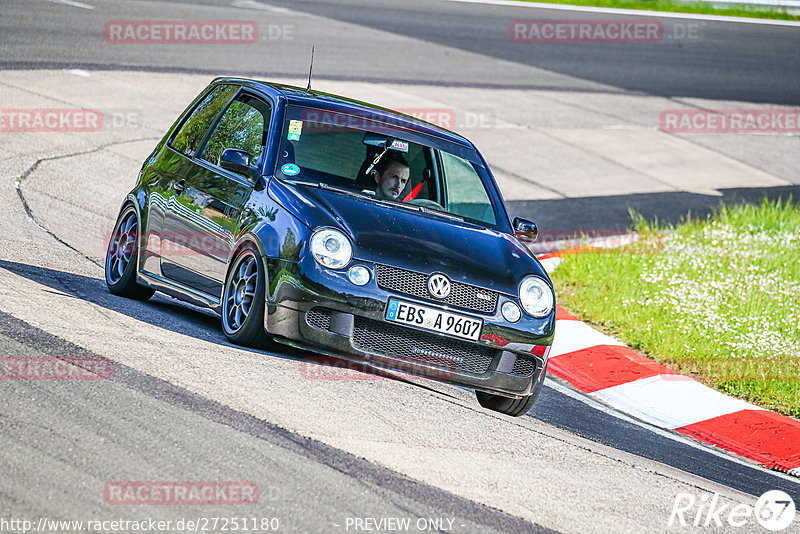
[213,77,474,148]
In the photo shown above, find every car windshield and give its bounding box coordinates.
[275,105,506,229]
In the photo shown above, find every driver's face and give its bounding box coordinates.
[375,162,410,200]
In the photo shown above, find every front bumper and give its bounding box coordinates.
[264,256,555,398]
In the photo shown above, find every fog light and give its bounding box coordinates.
[347,265,370,286]
[501,301,521,323]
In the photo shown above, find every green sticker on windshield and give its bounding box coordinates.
[281,163,300,176]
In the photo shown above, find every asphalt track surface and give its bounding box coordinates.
[240,0,800,105]
[0,307,545,534]
[3,0,799,104]
[1,0,800,532]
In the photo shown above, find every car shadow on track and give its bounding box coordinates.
[509,184,800,236]
[0,258,268,348]
[0,259,459,396]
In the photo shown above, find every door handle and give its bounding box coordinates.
[173,180,186,194]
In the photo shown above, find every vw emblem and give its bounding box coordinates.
[427,273,451,299]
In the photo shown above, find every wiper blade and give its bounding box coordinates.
[319,183,365,198]
[284,179,321,188]
[388,200,423,213]
[418,206,464,222]
[285,181,364,199]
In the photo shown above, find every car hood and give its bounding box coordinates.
[269,179,548,295]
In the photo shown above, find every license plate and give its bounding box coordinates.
[385,299,483,341]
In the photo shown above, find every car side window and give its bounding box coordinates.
[440,151,497,226]
[170,84,238,158]
[199,94,270,169]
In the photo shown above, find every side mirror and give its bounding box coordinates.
[220,148,256,181]
[513,217,538,243]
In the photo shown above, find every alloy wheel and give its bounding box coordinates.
[224,252,258,333]
[106,211,137,285]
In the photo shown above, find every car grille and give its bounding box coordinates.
[375,264,498,314]
[352,316,496,374]
[511,356,537,378]
[306,307,496,375]
[306,308,331,331]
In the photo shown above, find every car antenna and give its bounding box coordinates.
[306,46,315,92]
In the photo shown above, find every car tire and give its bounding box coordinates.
[222,245,271,348]
[476,391,537,417]
[476,359,548,417]
[105,205,155,301]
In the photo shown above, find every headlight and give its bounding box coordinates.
[310,228,352,269]
[519,276,554,318]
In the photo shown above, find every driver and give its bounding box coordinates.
[373,155,410,200]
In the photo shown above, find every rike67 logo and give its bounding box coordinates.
[669,490,796,531]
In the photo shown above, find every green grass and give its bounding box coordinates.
[518,0,800,21]
[552,197,800,418]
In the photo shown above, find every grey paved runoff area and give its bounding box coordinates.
[0,310,545,534]
[1,69,796,534]
[1,0,799,532]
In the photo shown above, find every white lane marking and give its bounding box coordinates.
[68,69,91,77]
[444,0,800,26]
[46,0,94,9]
[549,319,626,357]
[590,375,764,429]
[544,378,800,484]
[231,0,304,15]
[604,125,658,130]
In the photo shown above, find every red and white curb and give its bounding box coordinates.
[538,249,800,476]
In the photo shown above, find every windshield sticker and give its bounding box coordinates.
[288,120,303,141]
[281,163,300,176]
[390,139,409,152]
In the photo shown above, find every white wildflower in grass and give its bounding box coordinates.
[552,197,800,417]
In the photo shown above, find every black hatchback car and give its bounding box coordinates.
[105,77,555,416]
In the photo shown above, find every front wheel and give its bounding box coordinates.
[105,205,154,301]
[476,391,537,417]
[476,360,548,417]
[222,246,270,348]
